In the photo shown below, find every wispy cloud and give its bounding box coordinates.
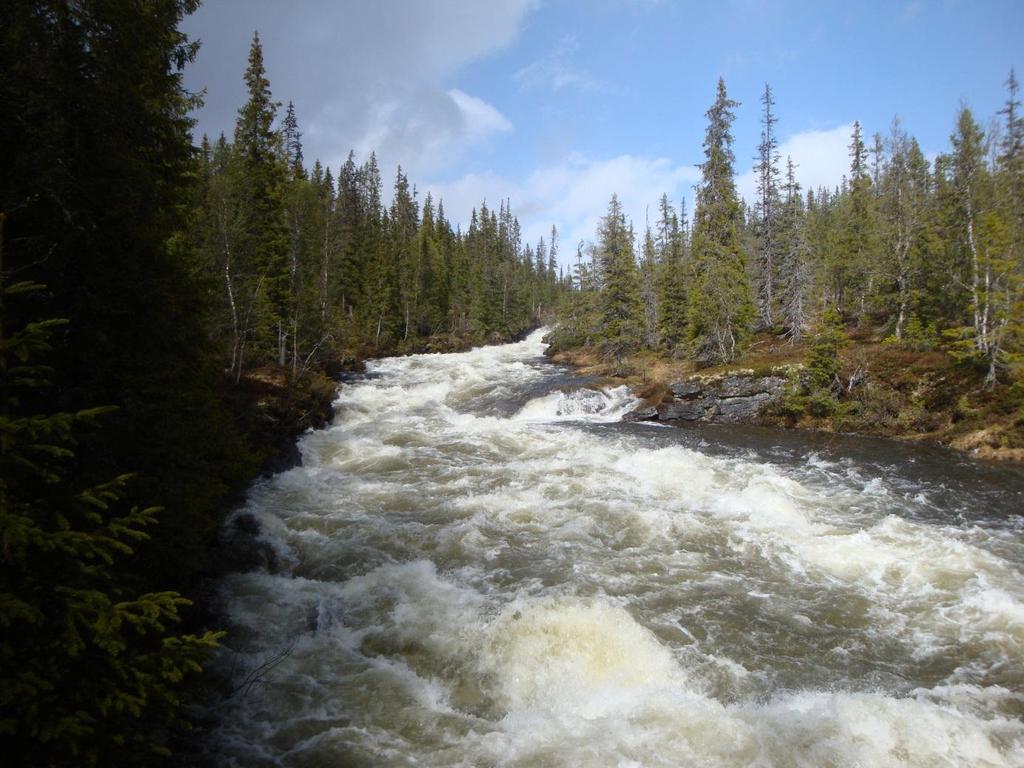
[902,2,923,21]
[722,46,798,76]
[448,89,514,142]
[513,35,604,93]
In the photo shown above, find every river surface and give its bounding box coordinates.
[212,329,1024,767]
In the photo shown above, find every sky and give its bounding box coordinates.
[180,0,1023,266]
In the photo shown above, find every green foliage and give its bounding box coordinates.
[777,157,812,340]
[900,315,940,352]
[754,82,783,329]
[196,64,563,365]
[595,195,643,369]
[832,121,879,321]
[549,242,600,352]
[0,282,221,766]
[687,79,755,364]
[806,390,841,417]
[656,195,688,350]
[807,307,847,391]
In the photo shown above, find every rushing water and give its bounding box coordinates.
[211,329,1024,767]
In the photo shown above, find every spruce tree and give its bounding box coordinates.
[778,157,813,341]
[754,82,782,329]
[974,73,1024,385]
[233,31,290,366]
[2,0,254,602]
[0,275,221,765]
[596,194,643,370]
[997,68,1024,372]
[950,108,991,353]
[880,120,930,340]
[835,120,877,321]
[640,221,659,348]
[281,100,304,179]
[656,194,688,350]
[389,168,418,340]
[687,78,755,363]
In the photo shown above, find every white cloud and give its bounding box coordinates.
[182,0,535,176]
[426,154,700,267]
[737,123,854,204]
[448,89,514,142]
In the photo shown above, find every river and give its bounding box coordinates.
[210,329,1024,767]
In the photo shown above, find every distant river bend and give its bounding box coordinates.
[212,329,1024,767]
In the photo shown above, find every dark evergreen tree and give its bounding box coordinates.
[754,82,782,329]
[596,195,643,369]
[0,1,252,762]
[778,157,813,341]
[656,195,688,350]
[880,119,930,340]
[687,79,755,363]
[640,221,659,348]
[0,278,220,766]
[281,100,304,178]
[233,31,291,366]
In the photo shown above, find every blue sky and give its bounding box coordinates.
[181,0,1022,264]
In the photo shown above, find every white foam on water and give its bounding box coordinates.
[515,385,639,423]
[209,326,1024,766]
[480,598,694,715]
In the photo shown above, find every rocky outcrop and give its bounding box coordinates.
[622,405,659,422]
[625,372,787,425]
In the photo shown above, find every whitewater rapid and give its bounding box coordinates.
[211,328,1024,767]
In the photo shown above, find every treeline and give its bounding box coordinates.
[0,4,558,766]
[555,76,1023,387]
[189,33,561,379]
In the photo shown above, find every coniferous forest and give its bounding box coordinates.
[1,1,1022,766]
[552,75,1024,447]
[558,76,1023,374]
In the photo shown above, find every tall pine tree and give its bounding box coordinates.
[754,83,782,329]
[596,195,643,370]
[688,79,755,363]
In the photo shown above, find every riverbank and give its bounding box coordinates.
[546,331,1024,463]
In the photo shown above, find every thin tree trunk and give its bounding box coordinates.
[965,193,984,351]
[292,318,298,377]
[895,279,908,340]
[320,217,331,326]
[982,260,992,348]
[220,207,241,378]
